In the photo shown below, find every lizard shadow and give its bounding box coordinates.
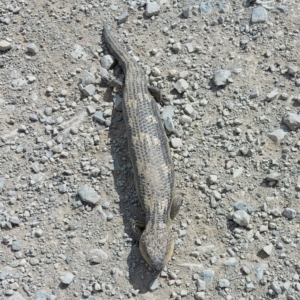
[108,95,159,293]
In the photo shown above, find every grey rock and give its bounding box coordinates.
[179,115,193,125]
[200,269,214,285]
[89,248,108,262]
[11,241,22,251]
[265,172,281,181]
[94,111,106,124]
[7,292,26,300]
[117,11,129,25]
[27,43,39,55]
[199,1,212,14]
[245,282,255,292]
[251,6,268,23]
[34,290,56,300]
[282,208,296,219]
[145,1,160,17]
[278,4,289,13]
[262,244,273,256]
[100,54,115,69]
[82,84,96,96]
[218,279,230,288]
[196,279,206,291]
[253,264,268,281]
[232,210,250,226]
[283,113,300,130]
[182,6,191,18]
[288,65,298,76]
[295,78,300,87]
[265,89,279,101]
[161,105,176,133]
[77,185,100,205]
[223,257,239,267]
[170,138,183,149]
[0,58,4,67]
[213,70,231,86]
[29,258,39,265]
[81,70,95,86]
[216,2,229,13]
[149,278,159,291]
[174,79,189,93]
[268,129,286,143]
[271,282,282,294]
[0,40,12,51]
[60,272,74,285]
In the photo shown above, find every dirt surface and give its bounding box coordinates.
[1,0,300,299]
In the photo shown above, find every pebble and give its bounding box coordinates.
[179,115,193,125]
[89,248,108,262]
[271,282,282,294]
[214,70,231,86]
[27,43,39,55]
[253,264,268,281]
[77,185,100,205]
[149,278,159,291]
[11,241,22,251]
[282,113,300,131]
[94,111,106,124]
[0,40,12,51]
[82,84,96,96]
[199,1,212,14]
[100,54,115,69]
[200,269,214,285]
[267,129,286,143]
[196,279,206,291]
[34,290,56,300]
[170,138,183,149]
[265,89,279,101]
[251,6,268,23]
[262,244,273,256]
[232,210,251,226]
[182,6,191,18]
[161,105,176,133]
[174,79,189,93]
[282,208,296,219]
[60,272,74,285]
[245,282,255,292]
[145,1,160,17]
[81,70,95,86]
[117,11,129,25]
[218,279,230,288]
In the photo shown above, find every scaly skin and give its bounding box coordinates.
[103,26,181,271]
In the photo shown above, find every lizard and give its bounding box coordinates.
[103,25,182,272]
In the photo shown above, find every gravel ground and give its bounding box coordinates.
[1,0,300,299]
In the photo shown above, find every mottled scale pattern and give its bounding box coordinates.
[103,26,175,225]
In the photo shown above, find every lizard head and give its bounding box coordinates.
[139,226,174,272]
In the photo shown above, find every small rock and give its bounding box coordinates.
[145,1,160,17]
[60,272,74,285]
[182,6,191,18]
[11,241,22,251]
[282,113,300,131]
[271,282,282,294]
[27,43,39,55]
[199,1,212,14]
[200,269,214,285]
[267,129,286,143]
[265,89,279,101]
[251,6,268,24]
[100,54,115,69]
[196,279,206,291]
[174,79,189,93]
[214,70,231,86]
[265,172,281,182]
[81,70,95,86]
[149,278,159,291]
[0,40,12,51]
[262,244,273,256]
[117,11,129,25]
[82,84,96,96]
[170,138,183,149]
[113,94,123,111]
[218,279,230,288]
[77,185,100,205]
[179,115,192,125]
[282,208,296,219]
[161,106,176,133]
[232,210,251,226]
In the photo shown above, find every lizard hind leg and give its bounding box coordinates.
[170,197,183,220]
